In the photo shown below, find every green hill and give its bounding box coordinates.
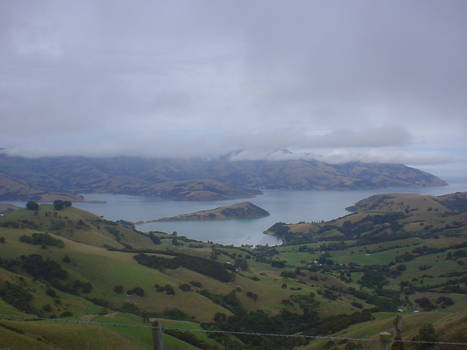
[0,194,465,349]
[147,201,270,222]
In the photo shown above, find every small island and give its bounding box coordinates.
[143,201,270,223]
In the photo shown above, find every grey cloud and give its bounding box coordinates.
[0,0,466,175]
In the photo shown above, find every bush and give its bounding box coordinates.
[53,200,72,211]
[436,296,454,308]
[120,302,140,315]
[179,283,192,292]
[414,323,437,350]
[72,280,93,294]
[415,297,435,311]
[20,254,68,282]
[154,284,175,295]
[148,233,161,245]
[26,201,39,211]
[20,233,64,248]
[190,281,202,288]
[0,281,33,313]
[134,253,233,282]
[46,288,57,297]
[246,291,258,301]
[351,302,363,309]
[127,286,144,297]
[113,285,124,294]
[162,308,190,320]
[280,271,296,278]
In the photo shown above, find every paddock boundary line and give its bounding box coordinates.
[0,313,466,346]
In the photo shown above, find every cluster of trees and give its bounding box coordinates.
[0,254,94,298]
[127,286,144,297]
[200,290,243,315]
[134,253,233,282]
[179,283,192,292]
[20,233,64,248]
[19,254,68,282]
[71,280,93,294]
[154,284,175,295]
[53,200,72,210]
[26,200,72,211]
[0,281,33,313]
[415,296,454,311]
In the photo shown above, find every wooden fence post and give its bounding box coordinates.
[152,320,164,350]
[379,331,392,350]
[391,315,404,350]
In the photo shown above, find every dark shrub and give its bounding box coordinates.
[113,285,124,294]
[179,284,192,292]
[26,201,39,211]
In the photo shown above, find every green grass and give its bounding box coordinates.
[93,313,152,348]
[0,318,148,350]
[1,196,466,350]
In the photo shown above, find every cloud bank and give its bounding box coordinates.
[1,0,466,176]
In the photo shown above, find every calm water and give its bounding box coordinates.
[70,182,467,246]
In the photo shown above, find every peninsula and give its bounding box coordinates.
[142,201,270,222]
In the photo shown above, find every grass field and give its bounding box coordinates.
[0,193,465,350]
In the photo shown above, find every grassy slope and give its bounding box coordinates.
[0,193,465,349]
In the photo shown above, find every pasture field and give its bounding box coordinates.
[0,192,465,349]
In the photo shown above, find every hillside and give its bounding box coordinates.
[0,194,465,349]
[148,179,261,201]
[0,154,446,201]
[0,203,19,215]
[148,201,270,222]
[266,192,467,244]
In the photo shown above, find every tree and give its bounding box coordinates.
[26,201,39,211]
[53,200,72,211]
[415,323,437,350]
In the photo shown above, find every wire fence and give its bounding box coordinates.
[1,312,467,347]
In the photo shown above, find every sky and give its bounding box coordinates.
[1,0,466,179]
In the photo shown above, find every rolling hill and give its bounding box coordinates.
[147,201,270,222]
[0,192,465,349]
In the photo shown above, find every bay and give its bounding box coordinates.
[73,182,467,246]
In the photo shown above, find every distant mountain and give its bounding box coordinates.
[147,201,270,222]
[0,154,446,201]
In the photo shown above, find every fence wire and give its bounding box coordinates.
[0,313,466,346]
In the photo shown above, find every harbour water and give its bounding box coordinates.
[72,182,467,246]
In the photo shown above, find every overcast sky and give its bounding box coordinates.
[1,0,466,178]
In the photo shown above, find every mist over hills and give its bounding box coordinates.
[0,154,446,201]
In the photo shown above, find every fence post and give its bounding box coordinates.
[152,320,164,350]
[379,331,392,350]
[391,315,404,350]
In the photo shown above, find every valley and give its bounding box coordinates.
[0,191,465,349]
